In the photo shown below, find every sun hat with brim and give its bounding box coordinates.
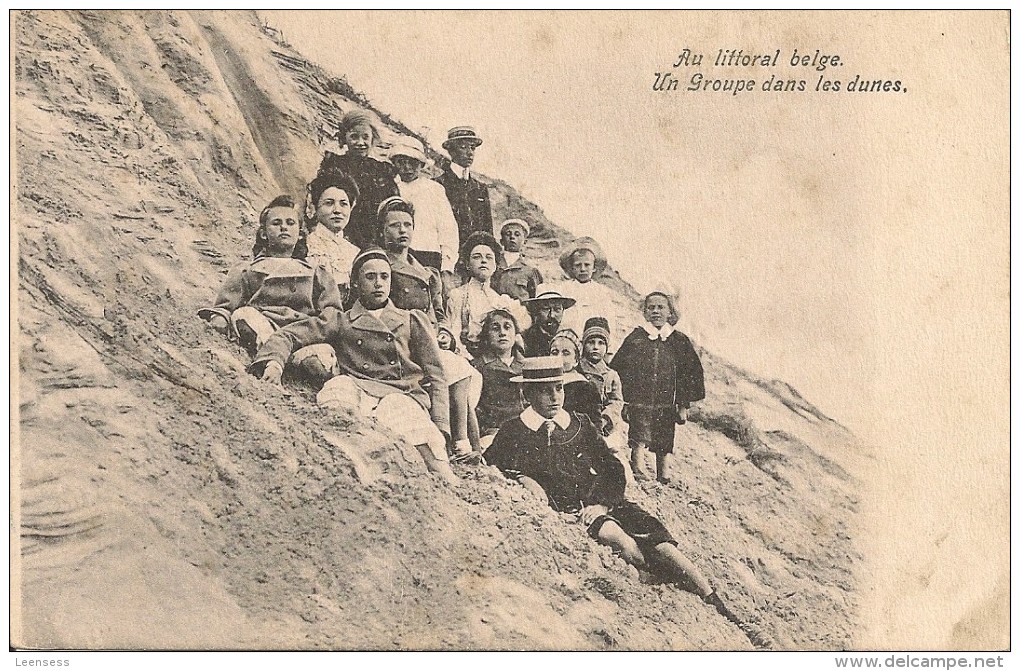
[522,285,576,310]
[390,136,429,165]
[443,126,483,149]
[510,356,566,384]
[559,236,608,277]
[499,218,530,237]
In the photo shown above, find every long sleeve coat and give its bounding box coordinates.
[609,328,705,409]
[250,301,450,436]
[484,412,627,513]
[434,168,493,243]
[198,256,344,327]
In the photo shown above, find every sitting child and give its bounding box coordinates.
[484,358,763,645]
[577,317,624,440]
[250,248,458,485]
[199,195,342,384]
[436,319,483,463]
[472,309,525,449]
[609,291,705,484]
[447,231,530,358]
[490,218,543,301]
[548,329,604,431]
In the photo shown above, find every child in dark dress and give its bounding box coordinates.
[473,308,525,450]
[609,292,705,484]
[484,357,767,647]
[548,329,604,431]
[317,110,400,251]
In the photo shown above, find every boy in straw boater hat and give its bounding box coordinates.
[435,126,493,245]
[484,357,768,647]
[250,248,458,485]
[391,136,459,275]
[490,218,543,301]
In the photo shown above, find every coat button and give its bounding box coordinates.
[403,287,410,293]
[357,339,362,345]
[389,360,396,365]
[363,363,369,369]
[386,335,393,342]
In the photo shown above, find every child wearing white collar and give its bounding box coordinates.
[609,292,706,483]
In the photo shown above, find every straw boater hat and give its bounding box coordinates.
[390,136,429,166]
[443,126,483,149]
[559,236,608,276]
[499,218,531,237]
[522,285,577,310]
[510,356,566,384]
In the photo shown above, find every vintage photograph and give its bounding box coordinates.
[11,10,1009,653]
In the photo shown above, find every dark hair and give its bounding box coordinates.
[642,291,680,326]
[305,173,360,234]
[376,197,415,245]
[481,308,520,338]
[344,247,391,308]
[253,195,307,260]
[456,231,503,279]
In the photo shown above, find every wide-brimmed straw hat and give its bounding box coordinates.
[390,136,429,165]
[442,126,483,149]
[510,356,566,384]
[521,286,577,310]
[559,236,608,277]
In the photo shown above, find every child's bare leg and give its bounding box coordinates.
[448,378,471,448]
[655,451,672,484]
[595,520,646,567]
[466,406,480,451]
[651,542,713,596]
[630,442,651,481]
[416,443,460,485]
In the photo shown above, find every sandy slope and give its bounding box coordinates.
[14,9,865,650]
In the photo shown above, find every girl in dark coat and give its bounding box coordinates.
[549,329,605,431]
[609,292,705,483]
[317,110,399,251]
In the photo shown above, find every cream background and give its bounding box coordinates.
[260,10,1009,649]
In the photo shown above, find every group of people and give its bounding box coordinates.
[199,110,768,646]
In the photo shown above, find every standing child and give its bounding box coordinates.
[472,308,525,449]
[490,218,543,301]
[199,195,342,384]
[609,291,705,484]
[317,110,400,250]
[578,317,625,441]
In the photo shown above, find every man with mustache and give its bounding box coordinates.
[435,126,493,247]
[520,286,576,357]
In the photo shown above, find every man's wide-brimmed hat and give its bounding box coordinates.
[390,136,429,165]
[559,236,608,277]
[522,285,576,310]
[510,356,566,384]
[443,126,483,149]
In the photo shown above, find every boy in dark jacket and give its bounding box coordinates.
[485,357,766,646]
[610,292,705,483]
